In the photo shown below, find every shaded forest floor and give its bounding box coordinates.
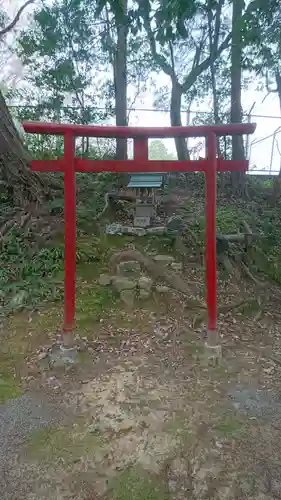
[1,177,281,499]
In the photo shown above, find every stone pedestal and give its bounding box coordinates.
[134,203,155,228]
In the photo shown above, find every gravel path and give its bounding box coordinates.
[0,390,67,499]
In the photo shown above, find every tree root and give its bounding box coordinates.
[192,297,259,329]
[240,261,264,286]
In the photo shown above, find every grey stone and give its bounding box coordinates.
[156,285,170,293]
[122,226,146,236]
[139,289,151,299]
[135,204,155,218]
[154,254,175,265]
[120,289,135,307]
[171,262,183,271]
[117,261,141,275]
[105,222,123,235]
[133,216,151,228]
[112,276,136,292]
[146,226,166,235]
[98,274,112,286]
[49,344,78,368]
[138,276,153,291]
[10,290,28,309]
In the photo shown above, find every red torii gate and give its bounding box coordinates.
[23,121,256,349]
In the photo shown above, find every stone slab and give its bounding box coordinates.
[133,216,151,228]
[135,204,155,218]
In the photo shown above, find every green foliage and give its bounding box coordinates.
[216,205,245,234]
[149,140,176,160]
[15,0,112,131]
[0,218,103,313]
[242,0,280,86]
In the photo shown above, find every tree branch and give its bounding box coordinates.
[141,2,177,81]
[182,32,231,93]
[0,0,35,38]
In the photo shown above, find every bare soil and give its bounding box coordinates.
[1,260,281,500]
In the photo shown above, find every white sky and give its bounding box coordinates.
[2,0,281,174]
[128,80,281,174]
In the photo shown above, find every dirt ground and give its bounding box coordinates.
[1,252,281,499]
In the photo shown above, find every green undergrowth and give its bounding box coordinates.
[0,227,130,315]
[186,197,281,285]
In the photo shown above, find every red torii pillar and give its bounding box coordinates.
[23,121,256,354]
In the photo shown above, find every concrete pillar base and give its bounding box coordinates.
[49,343,78,368]
[204,329,222,365]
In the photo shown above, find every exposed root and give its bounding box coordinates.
[240,261,264,286]
[192,297,260,329]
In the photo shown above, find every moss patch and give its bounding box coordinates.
[109,467,169,500]
[76,285,118,328]
[27,424,100,463]
[0,374,22,403]
[215,414,245,438]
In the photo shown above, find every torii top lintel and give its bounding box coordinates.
[23,121,256,138]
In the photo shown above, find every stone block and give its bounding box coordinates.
[105,223,123,235]
[154,255,175,265]
[155,285,170,293]
[98,274,112,286]
[112,276,136,292]
[117,261,141,275]
[139,289,151,299]
[120,289,135,307]
[122,226,146,236]
[138,276,153,291]
[171,262,183,271]
[146,226,166,235]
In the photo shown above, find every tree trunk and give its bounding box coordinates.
[269,70,281,205]
[114,0,127,160]
[0,90,46,205]
[230,0,245,195]
[170,80,189,160]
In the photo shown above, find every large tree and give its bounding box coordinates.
[97,0,128,159]
[230,0,245,194]
[243,0,281,199]
[0,0,46,205]
[16,0,111,125]
[135,0,231,160]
